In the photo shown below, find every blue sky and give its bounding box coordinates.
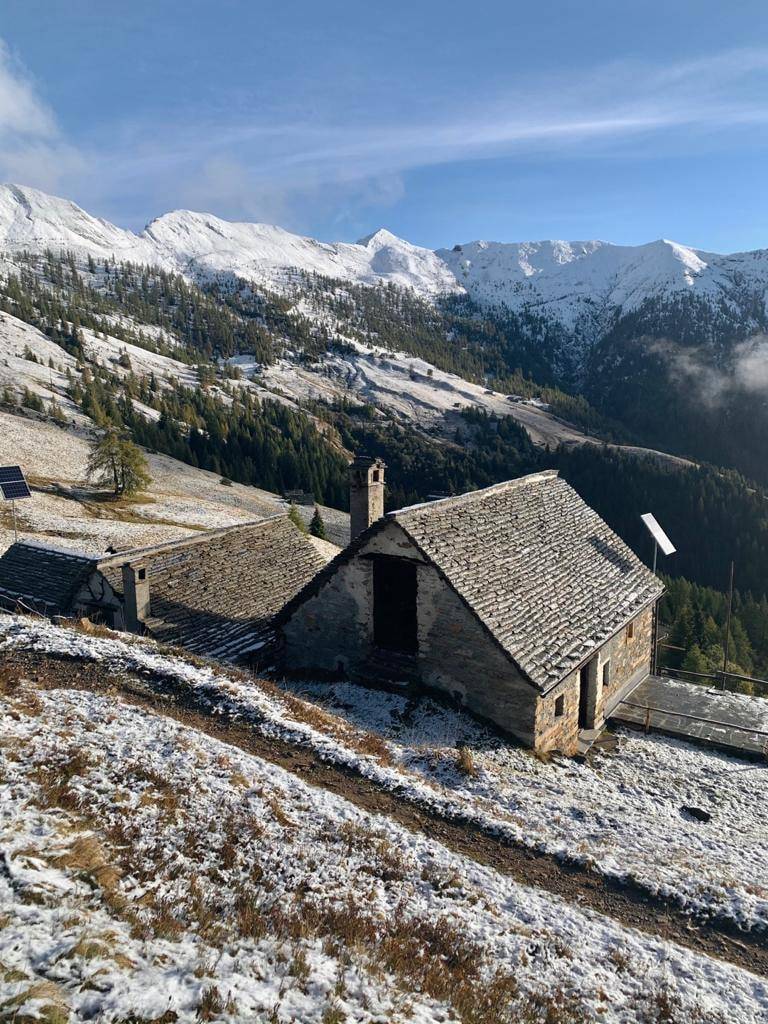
[1,0,768,250]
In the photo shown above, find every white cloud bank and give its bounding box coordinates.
[0,40,84,193]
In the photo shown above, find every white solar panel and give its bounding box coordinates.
[641,513,676,556]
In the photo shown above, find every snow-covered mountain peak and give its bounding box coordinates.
[0,183,160,264]
[2,183,768,334]
[357,227,402,247]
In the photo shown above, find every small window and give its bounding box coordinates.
[372,469,380,482]
[626,621,634,641]
[137,567,146,581]
[554,694,565,717]
[602,661,611,688]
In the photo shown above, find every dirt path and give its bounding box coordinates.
[6,649,767,978]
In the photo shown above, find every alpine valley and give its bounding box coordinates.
[2,182,768,674]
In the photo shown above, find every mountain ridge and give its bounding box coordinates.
[3,183,768,334]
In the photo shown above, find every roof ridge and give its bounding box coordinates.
[13,539,96,561]
[96,514,287,566]
[390,469,560,518]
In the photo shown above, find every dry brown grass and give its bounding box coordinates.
[1,980,70,1024]
[456,744,476,776]
[32,749,93,812]
[196,984,224,1021]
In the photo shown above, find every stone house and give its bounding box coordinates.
[0,516,328,662]
[277,464,664,753]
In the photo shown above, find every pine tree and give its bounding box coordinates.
[681,644,709,674]
[309,506,327,539]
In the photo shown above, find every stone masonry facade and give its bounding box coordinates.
[280,470,663,754]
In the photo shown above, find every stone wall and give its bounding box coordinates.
[533,603,655,754]
[534,671,581,754]
[282,520,539,746]
[415,560,538,746]
[282,521,656,755]
[598,604,655,718]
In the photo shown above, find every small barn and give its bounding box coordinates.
[0,516,329,662]
[278,467,664,754]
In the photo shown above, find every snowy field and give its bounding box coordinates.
[1,615,765,938]
[0,411,301,556]
[1,620,767,1022]
[255,342,591,448]
[80,326,199,389]
[281,679,768,932]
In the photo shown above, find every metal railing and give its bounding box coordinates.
[620,699,768,741]
[658,666,768,697]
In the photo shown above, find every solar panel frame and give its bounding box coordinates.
[641,513,676,556]
[0,466,24,484]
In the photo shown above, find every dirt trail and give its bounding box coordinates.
[5,649,767,979]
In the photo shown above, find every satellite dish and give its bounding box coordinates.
[641,513,675,573]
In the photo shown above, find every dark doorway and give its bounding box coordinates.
[373,556,418,653]
[578,661,592,728]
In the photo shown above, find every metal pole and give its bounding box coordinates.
[11,499,17,542]
[722,560,735,689]
[652,540,658,576]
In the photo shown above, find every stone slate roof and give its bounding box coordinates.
[278,470,663,691]
[0,542,96,615]
[392,470,663,690]
[101,516,327,661]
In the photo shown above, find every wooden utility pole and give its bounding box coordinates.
[722,560,735,689]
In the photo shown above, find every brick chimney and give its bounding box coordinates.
[349,455,386,540]
[122,562,150,632]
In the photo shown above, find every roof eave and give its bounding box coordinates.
[537,588,664,697]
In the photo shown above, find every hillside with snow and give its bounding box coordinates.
[1,181,766,484]
[1,613,767,1023]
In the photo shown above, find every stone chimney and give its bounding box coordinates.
[349,455,386,540]
[122,562,150,632]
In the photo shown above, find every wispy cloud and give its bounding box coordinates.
[3,40,768,230]
[0,40,84,192]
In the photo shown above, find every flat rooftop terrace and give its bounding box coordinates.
[611,674,768,759]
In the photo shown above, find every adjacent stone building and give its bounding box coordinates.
[0,516,328,662]
[277,468,664,754]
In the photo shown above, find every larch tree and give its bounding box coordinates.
[87,429,151,497]
[288,503,308,533]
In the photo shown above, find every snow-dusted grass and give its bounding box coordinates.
[1,615,766,938]
[1,629,767,1021]
[80,326,198,389]
[282,679,768,932]
[255,342,590,448]
[0,411,293,555]
[0,311,84,422]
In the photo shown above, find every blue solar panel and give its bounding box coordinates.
[0,466,31,501]
[1,480,31,500]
